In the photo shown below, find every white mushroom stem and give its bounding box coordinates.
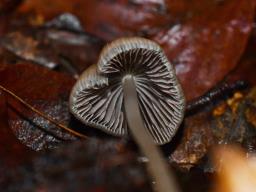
[122,75,180,192]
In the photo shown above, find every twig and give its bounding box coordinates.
[186,80,247,114]
[0,85,87,139]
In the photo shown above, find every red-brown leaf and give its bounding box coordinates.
[17,0,256,100]
[0,63,77,151]
[0,91,34,168]
[153,0,255,100]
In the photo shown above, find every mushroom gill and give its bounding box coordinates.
[70,37,185,145]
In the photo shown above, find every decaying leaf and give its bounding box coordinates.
[1,28,105,76]
[169,85,256,171]
[0,63,77,151]
[0,1,256,192]
[1,139,152,192]
[0,90,36,186]
[0,91,34,168]
[153,0,255,100]
[0,0,22,13]
[2,32,58,69]
[16,0,256,101]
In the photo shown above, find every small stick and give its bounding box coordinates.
[186,81,247,113]
[0,85,87,139]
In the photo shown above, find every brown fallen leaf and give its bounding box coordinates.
[0,0,23,35]
[153,0,255,100]
[2,32,58,69]
[16,0,256,101]
[45,28,105,74]
[1,28,105,77]
[0,93,34,186]
[1,139,152,192]
[169,84,256,171]
[168,18,256,169]
[226,27,256,86]
[0,91,34,170]
[0,63,78,151]
[169,111,214,170]
[18,0,171,40]
[0,0,22,13]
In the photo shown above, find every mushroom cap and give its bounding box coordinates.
[70,37,185,145]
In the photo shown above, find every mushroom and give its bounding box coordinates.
[70,37,185,192]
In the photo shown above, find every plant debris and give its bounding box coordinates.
[0,1,256,191]
[1,139,152,192]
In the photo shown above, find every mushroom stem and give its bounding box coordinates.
[122,75,180,192]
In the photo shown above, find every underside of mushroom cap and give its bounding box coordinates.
[70,37,185,145]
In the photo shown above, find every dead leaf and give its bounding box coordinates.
[17,0,256,101]
[0,91,34,170]
[1,139,152,192]
[153,0,255,100]
[0,63,78,151]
